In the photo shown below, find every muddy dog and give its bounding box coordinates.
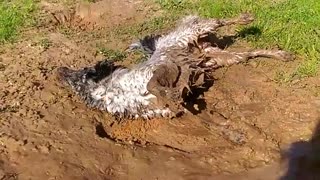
[57,13,294,120]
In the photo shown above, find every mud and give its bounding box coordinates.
[1,0,320,179]
[143,40,208,115]
[44,0,152,30]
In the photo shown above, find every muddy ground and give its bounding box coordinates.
[1,0,320,180]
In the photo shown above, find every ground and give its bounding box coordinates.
[1,0,320,180]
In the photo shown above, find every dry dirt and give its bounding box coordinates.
[1,0,320,180]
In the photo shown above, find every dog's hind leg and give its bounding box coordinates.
[157,13,255,50]
[202,47,295,69]
[179,13,254,34]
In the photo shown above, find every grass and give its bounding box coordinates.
[0,0,36,43]
[112,15,177,39]
[97,47,127,62]
[274,70,296,84]
[155,0,320,79]
[132,51,148,63]
[39,38,52,50]
[157,0,192,12]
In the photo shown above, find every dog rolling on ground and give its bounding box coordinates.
[56,13,295,120]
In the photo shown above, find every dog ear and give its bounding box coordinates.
[84,59,124,83]
[139,34,162,53]
[126,34,162,55]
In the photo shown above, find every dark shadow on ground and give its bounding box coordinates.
[182,73,215,115]
[182,27,263,115]
[280,119,320,180]
[237,26,262,39]
[198,26,262,49]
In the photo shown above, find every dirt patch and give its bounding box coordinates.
[103,61,319,165]
[42,0,154,30]
[1,0,320,179]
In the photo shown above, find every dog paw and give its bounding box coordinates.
[275,51,295,62]
[238,13,255,25]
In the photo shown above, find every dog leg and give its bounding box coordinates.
[202,47,295,68]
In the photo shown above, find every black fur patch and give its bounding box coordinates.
[139,34,162,55]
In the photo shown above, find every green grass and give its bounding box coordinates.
[155,0,320,78]
[274,70,296,84]
[39,38,52,50]
[0,0,36,43]
[133,51,148,63]
[97,47,127,62]
[112,15,177,39]
[156,0,192,12]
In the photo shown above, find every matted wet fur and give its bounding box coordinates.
[57,13,295,120]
